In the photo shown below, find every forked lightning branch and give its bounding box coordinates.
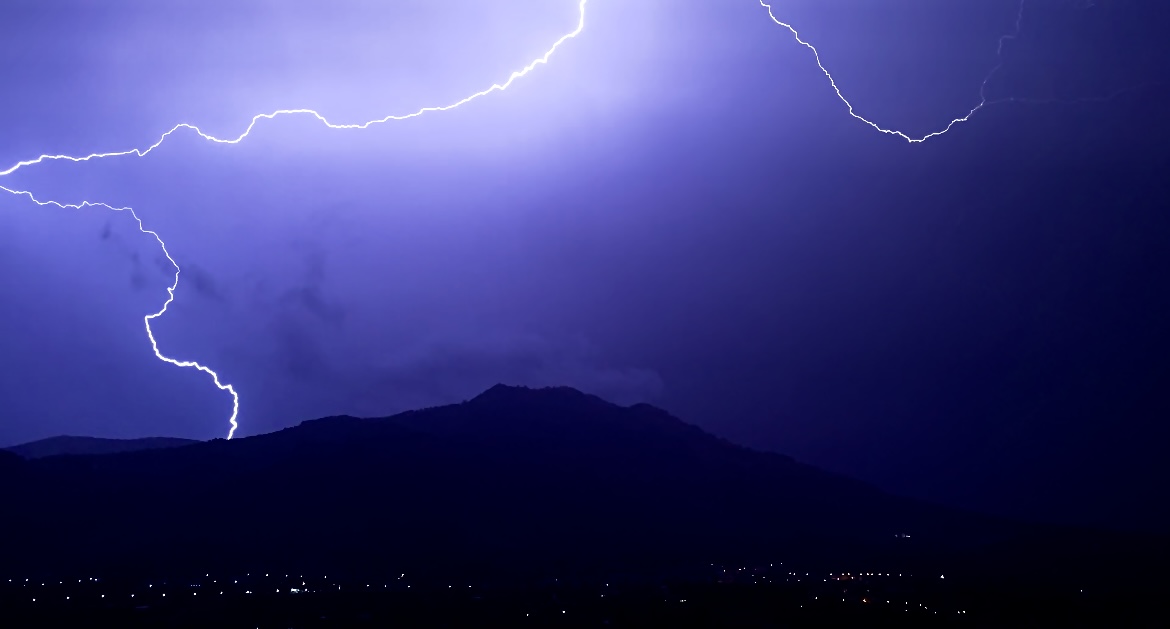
[0,0,1030,439]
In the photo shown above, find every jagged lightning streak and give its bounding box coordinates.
[0,0,588,177]
[759,0,1026,143]
[0,186,241,438]
[2,0,1142,441]
[0,0,590,439]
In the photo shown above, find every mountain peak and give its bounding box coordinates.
[0,383,1043,584]
[469,383,612,407]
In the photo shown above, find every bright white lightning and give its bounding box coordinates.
[0,0,588,178]
[0,0,1134,441]
[759,0,1026,143]
[0,185,241,438]
[0,0,590,439]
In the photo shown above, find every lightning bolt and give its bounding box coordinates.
[0,0,590,440]
[0,186,240,438]
[759,0,1026,143]
[1,1,588,177]
[0,0,1148,441]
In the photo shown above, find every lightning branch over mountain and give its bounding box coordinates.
[0,0,1142,439]
[0,0,589,440]
[0,185,241,437]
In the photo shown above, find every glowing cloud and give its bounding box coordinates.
[0,0,590,439]
[0,0,1135,440]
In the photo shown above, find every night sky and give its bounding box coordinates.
[2,1,1168,533]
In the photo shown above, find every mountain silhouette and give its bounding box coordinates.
[1,385,1163,585]
[4,436,199,459]
[0,449,20,475]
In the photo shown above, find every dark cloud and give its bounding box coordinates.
[273,319,333,382]
[97,219,172,292]
[152,252,174,276]
[278,249,346,327]
[182,263,226,302]
[246,247,349,383]
[127,252,148,291]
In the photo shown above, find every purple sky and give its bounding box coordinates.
[2,0,1169,531]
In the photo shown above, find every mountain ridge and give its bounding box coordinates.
[1,384,1161,586]
[4,435,200,460]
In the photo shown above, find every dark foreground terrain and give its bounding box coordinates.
[1,562,1164,628]
[2,385,1166,626]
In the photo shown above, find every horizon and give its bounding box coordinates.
[3,382,1164,539]
[3,352,1169,625]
